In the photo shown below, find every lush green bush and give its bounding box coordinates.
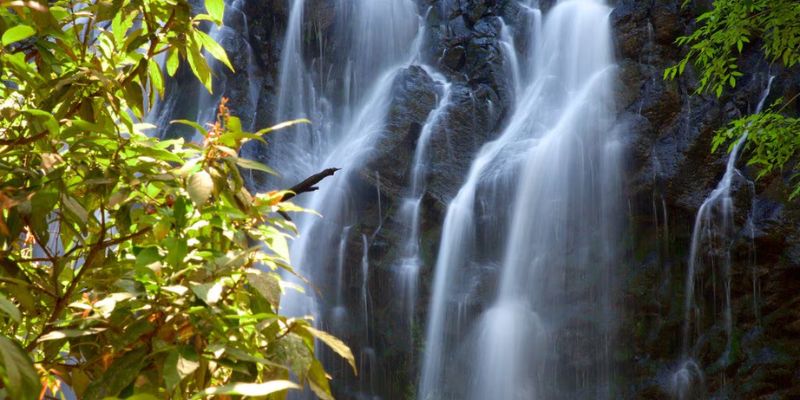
[0,1,352,398]
[666,0,800,197]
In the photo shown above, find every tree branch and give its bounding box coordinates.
[275,168,339,220]
[281,168,340,202]
[0,131,47,146]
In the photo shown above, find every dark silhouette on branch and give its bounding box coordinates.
[278,168,340,220]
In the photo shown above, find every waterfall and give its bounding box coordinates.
[419,1,622,399]
[267,0,420,186]
[672,75,775,399]
[273,0,425,397]
[277,0,419,318]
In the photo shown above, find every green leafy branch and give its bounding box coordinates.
[664,0,800,198]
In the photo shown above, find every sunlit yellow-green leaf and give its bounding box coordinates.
[166,47,180,77]
[196,30,233,72]
[186,41,212,93]
[230,156,277,175]
[307,360,334,400]
[192,380,300,399]
[148,58,164,98]
[204,0,225,23]
[302,326,357,375]
[255,119,312,136]
[2,25,36,46]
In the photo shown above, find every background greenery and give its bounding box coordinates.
[665,0,800,197]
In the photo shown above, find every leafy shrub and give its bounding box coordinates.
[0,1,352,398]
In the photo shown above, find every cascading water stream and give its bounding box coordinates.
[419,1,622,399]
[272,1,433,398]
[270,0,325,184]
[269,0,421,187]
[672,75,775,399]
[395,68,452,343]
[499,21,523,96]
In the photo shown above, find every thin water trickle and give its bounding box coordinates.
[500,21,523,96]
[394,68,452,345]
[673,75,775,399]
[360,233,370,335]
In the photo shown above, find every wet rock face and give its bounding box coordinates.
[612,0,800,398]
[425,2,515,109]
[364,66,440,197]
[240,0,289,125]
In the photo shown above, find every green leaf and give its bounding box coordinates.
[135,145,184,164]
[218,131,266,147]
[223,347,286,370]
[302,326,357,375]
[135,247,162,268]
[228,116,243,133]
[164,347,200,391]
[187,170,214,206]
[247,270,281,308]
[0,335,39,400]
[2,25,36,46]
[111,10,132,46]
[38,328,105,342]
[187,40,212,93]
[164,237,188,267]
[83,348,147,400]
[205,0,225,23]
[254,119,311,136]
[174,195,188,228]
[191,380,300,399]
[24,109,58,135]
[166,48,180,77]
[148,58,165,98]
[190,281,223,305]
[120,395,160,400]
[0,293,20,322]
[62,194,89,225]
[229,156,276,175]
[307,360,334,400]
[195,30,233,72]
[274,334,313,378]
[171,119,208,137]
[267,228,291,262]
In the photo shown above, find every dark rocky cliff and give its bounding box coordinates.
[613,1,800,398]
[168,0,800,398]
